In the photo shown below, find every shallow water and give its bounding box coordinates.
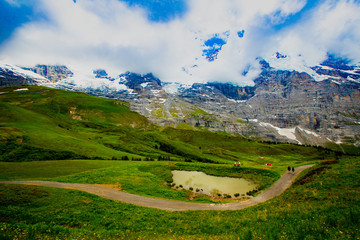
[172,170,257,196]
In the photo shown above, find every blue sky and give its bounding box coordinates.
[121,0,187,22]
[1,0,359,85]
[0,1,32,44]
[0,0,188,44]
[271,0,324,30]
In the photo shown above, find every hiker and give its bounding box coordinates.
[288,166,291,173]
[292,167,295,174]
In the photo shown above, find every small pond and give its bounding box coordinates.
[172,170,258,196]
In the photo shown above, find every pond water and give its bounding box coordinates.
[172,170,257,196]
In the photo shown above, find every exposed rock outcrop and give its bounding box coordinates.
[26,65,73,83]
[1,58,359,147]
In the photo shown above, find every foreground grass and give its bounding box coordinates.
[0,156,359,239]
[0,160,124,180]
[0,160,279,202]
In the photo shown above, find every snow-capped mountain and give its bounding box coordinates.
[267,53,360,84]
[1,55,360,147]
[0,62,47,86]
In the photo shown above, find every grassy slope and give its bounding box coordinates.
[0,86,334,166]
[0,160,124,180]
[0,160,279,202]
[0,86,359,239]
[0,156,359,239]
[0,86,149,160]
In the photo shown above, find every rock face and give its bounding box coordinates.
[1,57,360,147]
[242,70,360,144]
[95,67,360,146]
[26,65,73,83]
[206,82,255,100]
[120,72,162,92]
[93,69,115,81]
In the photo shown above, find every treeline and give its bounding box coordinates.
[106,141,219,163]
[157,142,219,164]
[0,140,90,162]
[111,155,172,162]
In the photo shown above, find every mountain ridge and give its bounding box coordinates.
[1,57,359,149]
[1,85,337,162]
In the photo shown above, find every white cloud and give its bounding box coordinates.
[4,0,23,6]
[267,0,360,66]
[0,0,359,86]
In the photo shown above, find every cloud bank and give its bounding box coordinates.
[1,0,359,85]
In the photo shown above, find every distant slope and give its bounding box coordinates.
[0,86,337,162]
[0,86,150,161]
[1,58,360,149]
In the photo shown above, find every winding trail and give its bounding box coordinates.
[1,165,313,211]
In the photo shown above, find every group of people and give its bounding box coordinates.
[233,162,296,174]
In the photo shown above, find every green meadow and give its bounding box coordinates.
[0,160,279,202]
[0,86,359,239]
[0,157,359,239]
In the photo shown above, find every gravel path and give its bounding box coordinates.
[0,165,313,211]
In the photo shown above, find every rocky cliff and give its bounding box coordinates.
[25,65,73,83]
[1,57,359,147]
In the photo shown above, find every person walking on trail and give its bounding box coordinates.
[292,167,295,174]
[288,166,291,173]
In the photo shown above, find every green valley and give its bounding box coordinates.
[0,86,359,239]
[0,86,334,165]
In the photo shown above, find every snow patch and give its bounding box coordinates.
[201,94,211,98]
[260,122,300,143]
[0,61,47,81]
[298,127,320,137]
[151,90,161,96]
[228,98,247,103]
[118,76,127,83]
[127,89,137,95]
[158,98,166,103]
[141,82,150,88]
[43,68,133,92]
[266,54,329,82]
[331,80,341,85]
[162,82,191,94]
[318,65,334,70]
[343,69,360,75]
[347,76,360,84]
[14,88,29,92]
[163,83,179,94]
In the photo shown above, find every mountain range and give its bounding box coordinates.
[1,55,359,149]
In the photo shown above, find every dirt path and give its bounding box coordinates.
[1,165,313,211]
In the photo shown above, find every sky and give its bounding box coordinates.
[0,0,359,85]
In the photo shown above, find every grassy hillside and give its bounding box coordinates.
[0,156,359,239]
[0,86,359,239]
[0,160,279,202]
[0,86,337,166]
